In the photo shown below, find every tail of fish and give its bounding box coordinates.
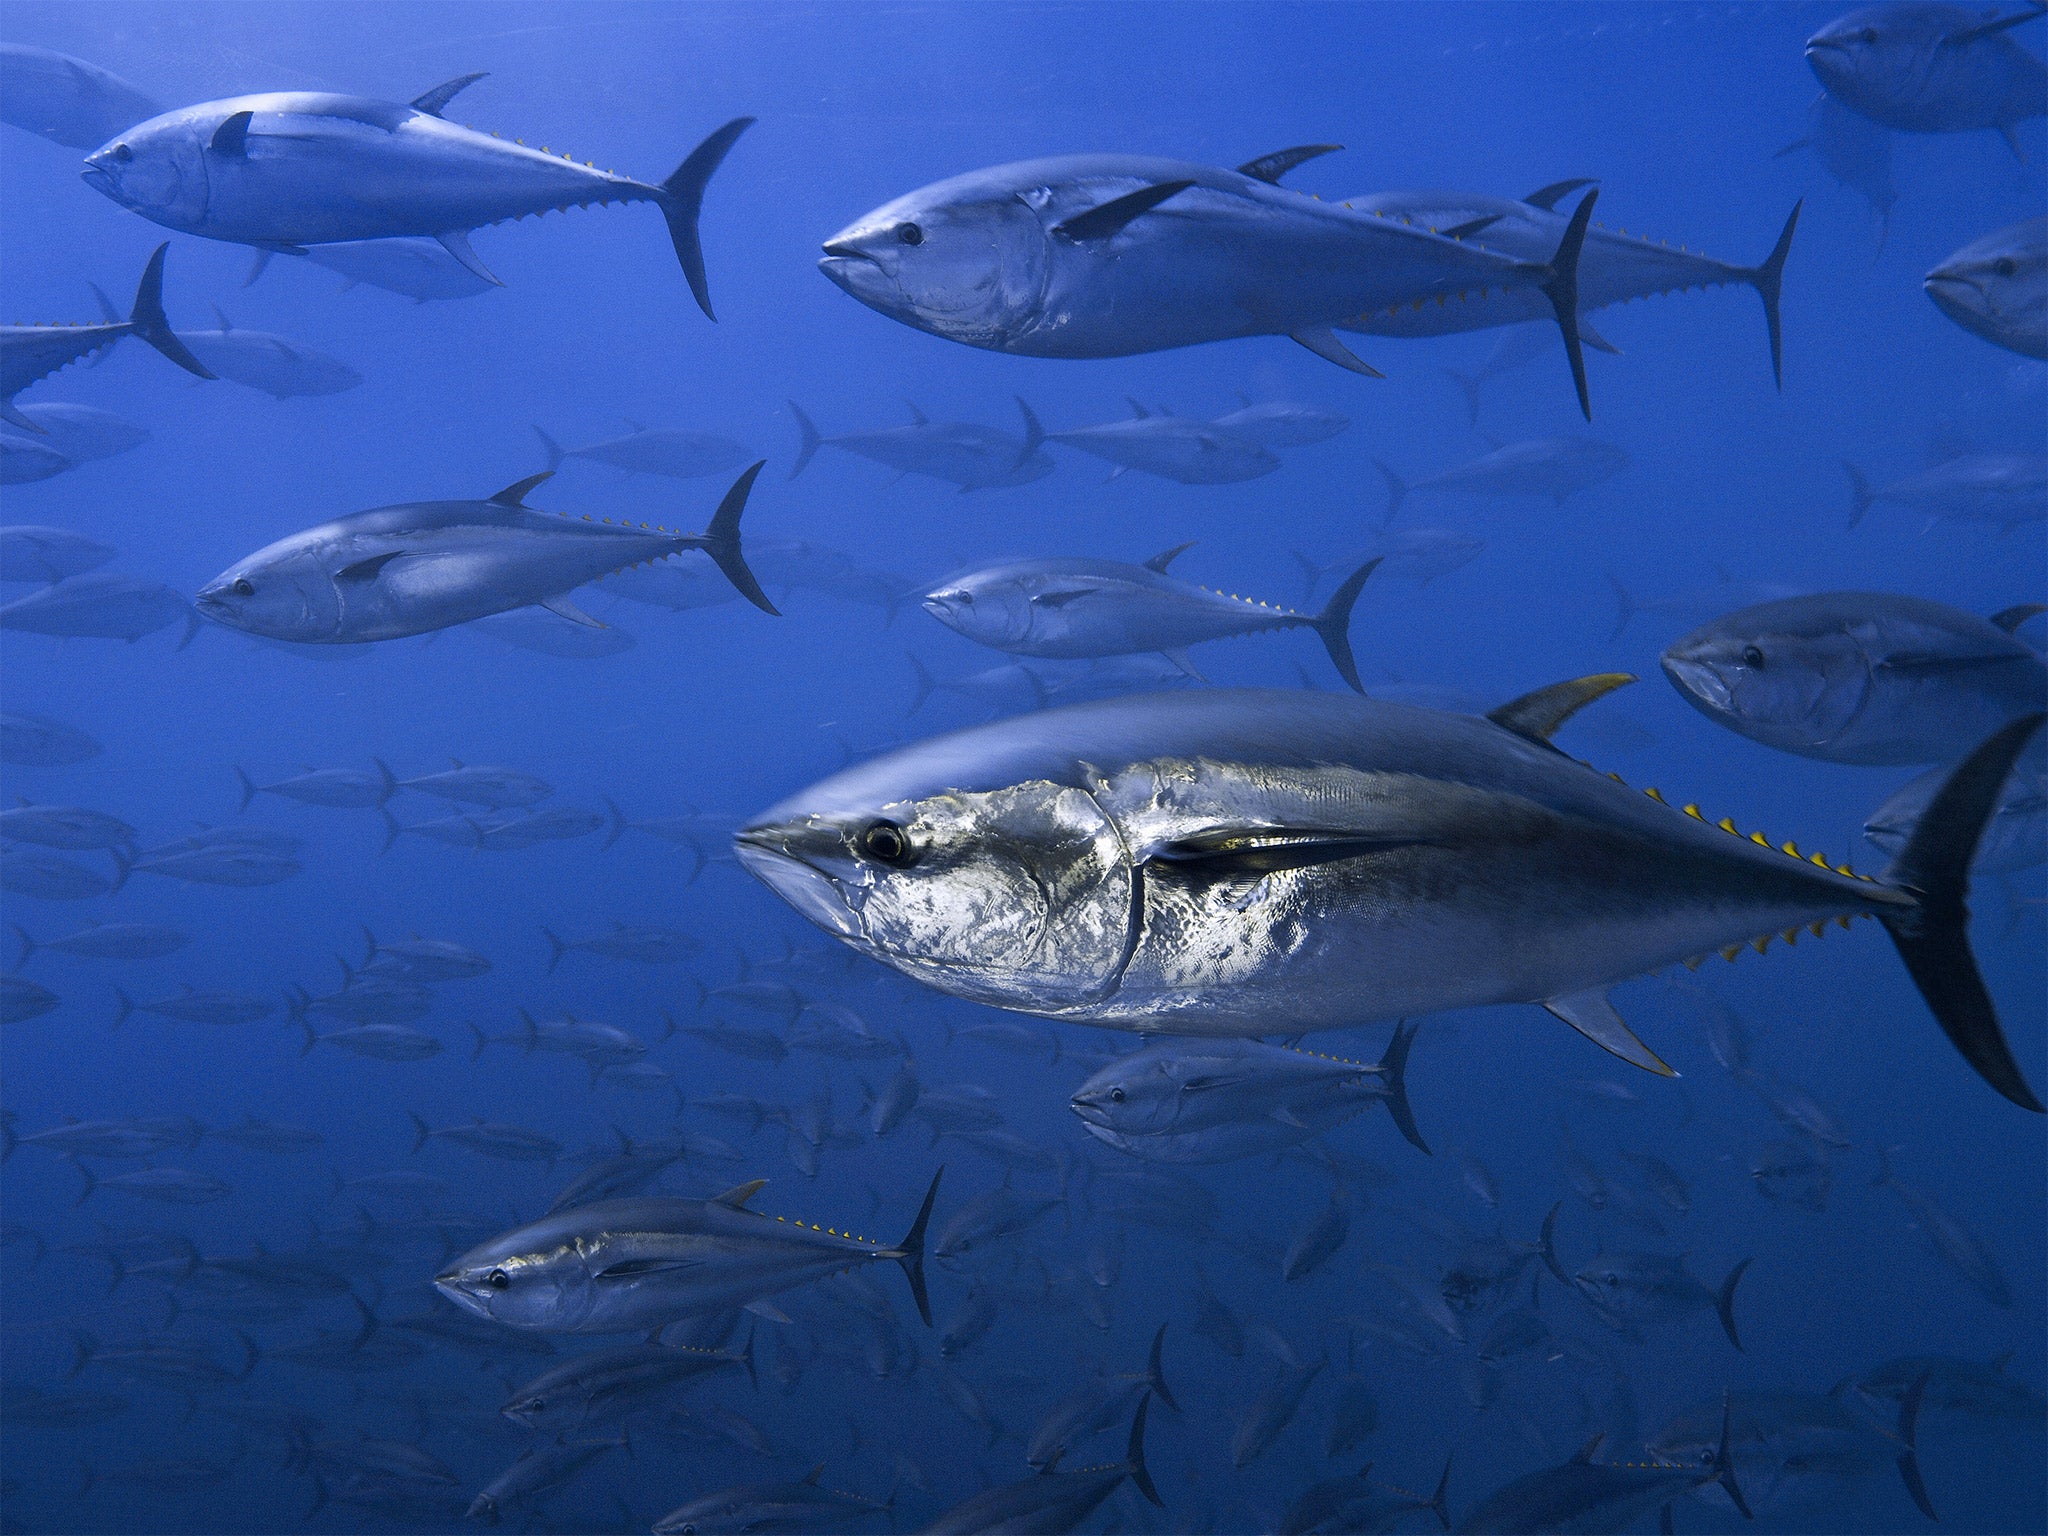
[126,243,215,381]
[601,795,632,851]
[109,986,134,1029]
[1895,1370,1939,1520]
[234,766,258,813]
[467,1021,491,1062]
[1744,202,1801,390]
[108,848,131,894]
[1309,558,1380,694]
[689,462,779,616]
[407,1111,433,1155]
[10,924,36,971]
[655,117,754,320]
[1014,396,1046,471]
[787,401,823,479]
[906,653,936,718]
[1376,1020,1431,1155]
[893,1166,943,1327]
[1426,1454,1452,1531]
[1531,189,1598,421]
[1604,573,1640,640]
[1709,1391,1753,1519]
[1537,1200,1568,1283]
[1715,1257,1752,1351]
[1126,1391,1164,1507]
[532,426,567,475]
[1875,712,2046,1111]
[542,928,569,975]
[1372,459,1407,527]
[241,249,273,289]
[1842,461,1875,529]
[1144,1321,1180,1413]
[1444,367,1483,428]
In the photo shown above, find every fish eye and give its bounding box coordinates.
[486,1268,510,1290]
[1994,257,2017,277]
[527,1397,544,1411]
[1741,645,1764,668]
[111,143,133,162]
[1858,26,1878,41]
[896,222,924,246]
[1108,1086,1126,1102]
[856,819,917,868]
[233,579,255,598]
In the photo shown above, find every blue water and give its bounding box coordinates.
[2,3,2042,1532]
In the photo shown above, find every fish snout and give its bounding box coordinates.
[1659,652,1732,714]
[733,822,866,940]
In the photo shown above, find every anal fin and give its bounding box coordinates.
[1542,989,1677,1077]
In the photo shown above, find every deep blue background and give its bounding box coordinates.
[1,4,2042,1533]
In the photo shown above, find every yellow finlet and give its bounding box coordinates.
[1716,817,1739,835]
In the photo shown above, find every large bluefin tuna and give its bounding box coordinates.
[79,75,751,317]
[818,144,1603,414]
[1806,4,2046,153]
[0,44,161,148]
[1661,593,2046,762]
[920,545,1379,688]
[736,676,2045,1109]
[0,244,211,432]
[434,1170,941,1333]
[194,463,777,643]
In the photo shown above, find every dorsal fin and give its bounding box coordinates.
[1052,180,1194,242]
[904,401,929,426]
[1572,1434,1605,1464]
[489,471,553,507]
[209,110,253,157]
[1144,541,1196,574]
[410,73,487,117]
[1487,673,1636,745]
[211,305,234,334]
[713,1178,767,1209]
[803,1465,825,1486]
[1523,177,1598,211]
[1125,397,1151,419]
[1235,144,1343,184]
[1989,602,2044,634]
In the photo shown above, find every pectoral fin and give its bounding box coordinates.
[744,1299,793,1323]
[335,551,406,583]
[1147,828,1431,878]
[1052,180,1196,242]
[1542,989,1677,1077]
[209,111,253,156]
[540,595,605,629]
[596,1257,700,1279]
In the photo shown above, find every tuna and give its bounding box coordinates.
[737,677,2045,1109]
[820,144,1600,413]
[195,462,776,643]
[81,77,753,316]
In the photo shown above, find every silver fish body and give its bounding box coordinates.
[735,686,2041,1111]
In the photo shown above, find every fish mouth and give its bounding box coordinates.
[432,1273,489,1318]
[192,590,246,628]
[1659,654,1731,713]
[1923,273,1987,316]
[733,824,867,941]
